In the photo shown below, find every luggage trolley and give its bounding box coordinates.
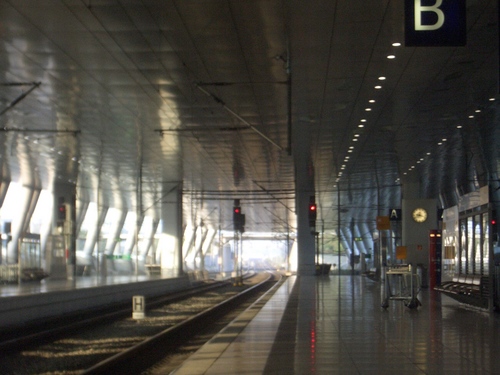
[381,264,421,309]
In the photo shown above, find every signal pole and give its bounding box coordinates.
[233,199,245,286]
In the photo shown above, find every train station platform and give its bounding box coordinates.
[0,272,191,329]
[172,274,500,374]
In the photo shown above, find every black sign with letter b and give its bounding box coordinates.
[405,0,466,46]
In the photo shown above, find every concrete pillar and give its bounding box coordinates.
[159,183,183,276]
[140,218,160,259]
[83,205,108,257]
[202,228,216,265]
[105,209,127,255]
[75,200,89,237]
[402,198,437,268]
[181,224,196,268]
[192,225,207,270]
[293,121,316,276]
[124,214,144,256]
[52,182,77,278]
[0,180,9,208]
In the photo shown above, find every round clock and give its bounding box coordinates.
[412,208,427,223]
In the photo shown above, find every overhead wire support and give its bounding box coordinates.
[0,128,81,135]
[0,81,41,116]
[195,84,284,152]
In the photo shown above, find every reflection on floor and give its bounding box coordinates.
[173,275,500,374]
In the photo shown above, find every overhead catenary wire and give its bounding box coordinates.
[195,84,284,152]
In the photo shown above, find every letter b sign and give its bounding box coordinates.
[405,0,466,46]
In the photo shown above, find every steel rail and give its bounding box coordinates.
[82,272,279,375]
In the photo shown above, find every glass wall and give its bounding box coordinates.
[0,181,164,277]
[458,207,490,276]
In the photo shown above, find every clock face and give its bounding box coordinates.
[412,208,427,223]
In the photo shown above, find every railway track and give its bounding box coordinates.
[0,277,233,352]
[0,272,281,374]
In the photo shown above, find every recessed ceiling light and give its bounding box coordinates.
[354,134,360,137]
[457,125,463,129]
[489,97,496,101]
[358,124,365,128]
[475,109,481,113]
[353,138,358,142]
[392,42,401,47]
[438,142,443,145]
[387,55,396,59]
[378,76,386,80]
[361,119,367,122]
[369,99,375,103]
[349,146,354,149]
[469,115,474,119]
[365,108,372,111]
[442,138,447,142]
[426,152,431,155]
[417,160,421,164]
[375,85,382,89]
[420,158,424,161]
[348,149,353,153]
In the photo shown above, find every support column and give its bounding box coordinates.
[194,225,208,270]
[293,121,316,276]
[160,183,183,276]
[141,218,160,259]
[105,209,127,255]
[52,183,77,279]
[181,224,196,269]
[124,214,143,256]
[83,206,108,258]
[202,228,216,266]
[402,182,437,285]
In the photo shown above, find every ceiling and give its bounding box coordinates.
[0,0,498,244]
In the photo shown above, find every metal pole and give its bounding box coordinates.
[321,221,324,265]
[338,187,341,276]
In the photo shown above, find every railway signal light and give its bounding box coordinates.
[309,203,317,217]
[233,206,245,232]
[308,197,317,231]
[492,211,498,242]
[58,203,67,221]
[309,203,318,226]
[57,197,66,229]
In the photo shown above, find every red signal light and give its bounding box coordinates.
[58,204,66,221]
[492,219,497,226]
[234,207,240,214]
[309,204,316,211]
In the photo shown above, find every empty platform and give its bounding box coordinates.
[172,275,500,374]
[0,272,190,329]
